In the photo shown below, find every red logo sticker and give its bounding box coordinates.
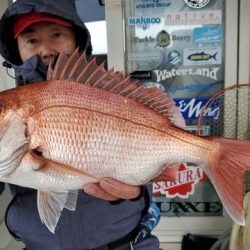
[153,163,205,198]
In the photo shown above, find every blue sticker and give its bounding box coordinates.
[194,26,222,45]
[166,50,182,65]
[174,97,221,120]
[128,16,161,30]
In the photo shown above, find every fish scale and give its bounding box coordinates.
[31,104,208,185]
[43,106,209,175]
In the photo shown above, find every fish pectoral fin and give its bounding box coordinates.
[37,189,78,233]
[152,163,180,182]
[25,150,47,170]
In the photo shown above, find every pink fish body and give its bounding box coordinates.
[0,49,250,232]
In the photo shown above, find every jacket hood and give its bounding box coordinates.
[0,0,92,65]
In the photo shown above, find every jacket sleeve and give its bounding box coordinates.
[0,182,4,195]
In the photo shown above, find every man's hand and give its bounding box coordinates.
[83,178,141,201]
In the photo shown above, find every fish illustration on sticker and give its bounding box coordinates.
[187,51,218,61]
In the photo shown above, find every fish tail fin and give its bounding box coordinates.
[205,137,250,226]
[212,52,218,60]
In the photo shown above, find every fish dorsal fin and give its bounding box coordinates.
[47,49,185,129]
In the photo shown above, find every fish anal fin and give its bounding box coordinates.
[152,163,180,182]
[37,190,78,233]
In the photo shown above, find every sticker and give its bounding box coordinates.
[153,163,205,198]
[155,201,222,215]
[194,26,222,44]
[172,34,191,43]
[183,0,211,9]
[183,47,222,65]
[165,10,222,26]
[155,30,171,48]
[136,0,172,9]
[175,97,220,120]
[153,67,220,82]
[134,33,191,45]
[130,71,152,79]
[186,125,210,136]
[128,52,161,61]
[167,83,221,95]
[128,52,163,70]
[143,82,166,92]
[128,16,161,30]
[166,50,182,65]
[134,36,156,43]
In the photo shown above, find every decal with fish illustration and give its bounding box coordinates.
[183,46,222,66]
[0,49,250,233]
[187,51,218,61]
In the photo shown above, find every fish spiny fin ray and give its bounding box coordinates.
[48,49,185,128]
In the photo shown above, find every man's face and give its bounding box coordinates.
[16,22,76,66]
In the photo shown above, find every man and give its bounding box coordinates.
[0,0,160,249]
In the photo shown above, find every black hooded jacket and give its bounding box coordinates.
[0,1,159,250]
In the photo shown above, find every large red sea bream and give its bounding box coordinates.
[0,49,249,233]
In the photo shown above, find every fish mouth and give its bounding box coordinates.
[0,142,29,177]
